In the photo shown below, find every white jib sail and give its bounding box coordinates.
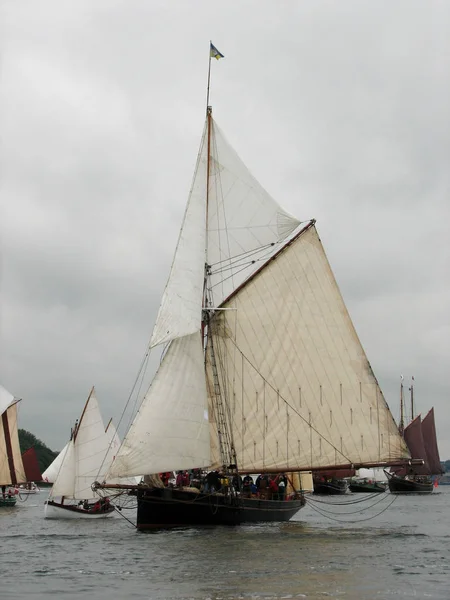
[50,441,76,498]
[42,442,70,483]
[207,225,409,472]
[103,421,140,485]
[109,332,210,478]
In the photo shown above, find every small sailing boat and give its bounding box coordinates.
[44,387,115,519]
[97,46,413,530]
[19,447,43,494]
[0,385,26,507]
[387,378,443,494]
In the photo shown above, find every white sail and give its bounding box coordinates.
[112,112,409,483]
[0,384,15,415]
[109,332,210,478]
[42,442,70,483]
[49,388,111,501]
[0,398,27,486]
[207,224,409,472]
[149,116,300,349]
[73,389,109,499]
[206,119,301,307]
[150,124,208,348]
[103,421,140,485]
[50,442,76,497]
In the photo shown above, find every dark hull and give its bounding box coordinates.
[349,481,386,493]
[136,487,305,530]
[313,480,347,495]
[388,476,433,494]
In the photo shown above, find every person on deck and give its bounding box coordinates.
[277,473,287,501]
[269,476,278,499]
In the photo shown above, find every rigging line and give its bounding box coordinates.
[305,493,398,523]
[208,241,277,268]
[210,251,276,277]
[307,493,385,506]
[227,340,353,465]
[210,247,276,275]
[113,505,137,529]
[307,492,391,513]
[208,236,298,290]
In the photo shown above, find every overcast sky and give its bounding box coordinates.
[1,1,449,460]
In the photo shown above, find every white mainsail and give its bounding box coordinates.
[0,384,26,486]
[110,113,409,480]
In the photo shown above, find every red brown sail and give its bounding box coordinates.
[22,447,43,483]
[421,408,444,475]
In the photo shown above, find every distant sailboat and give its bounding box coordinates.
[96,47,414,530]
[44,387,115,519]
[19,447,42,494]
[387,378,443,493]
[0,385,26,507]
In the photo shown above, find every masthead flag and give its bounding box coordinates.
[210,42,224,60]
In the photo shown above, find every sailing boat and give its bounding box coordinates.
[19,447,42,494]
[97,50,412,530]
[387,378,443,494]
[0,384,26,507]
[44,387,115,519]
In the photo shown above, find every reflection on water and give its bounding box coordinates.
[1,488,450,599]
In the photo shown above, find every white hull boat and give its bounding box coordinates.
[44,500,115,520]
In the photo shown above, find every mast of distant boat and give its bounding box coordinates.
[399,375,405,435]
[409,376,415,420]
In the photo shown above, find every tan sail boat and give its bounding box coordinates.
[0,384,26,507]
[97,47,412,529]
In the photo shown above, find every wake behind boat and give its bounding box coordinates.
[97,43,413,530]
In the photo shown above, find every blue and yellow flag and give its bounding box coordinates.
[210,42,224,60]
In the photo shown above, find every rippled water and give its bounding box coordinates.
[1,486,449,599]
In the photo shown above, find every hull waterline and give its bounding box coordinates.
[44,500,115,520]
[136,487,305,530]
